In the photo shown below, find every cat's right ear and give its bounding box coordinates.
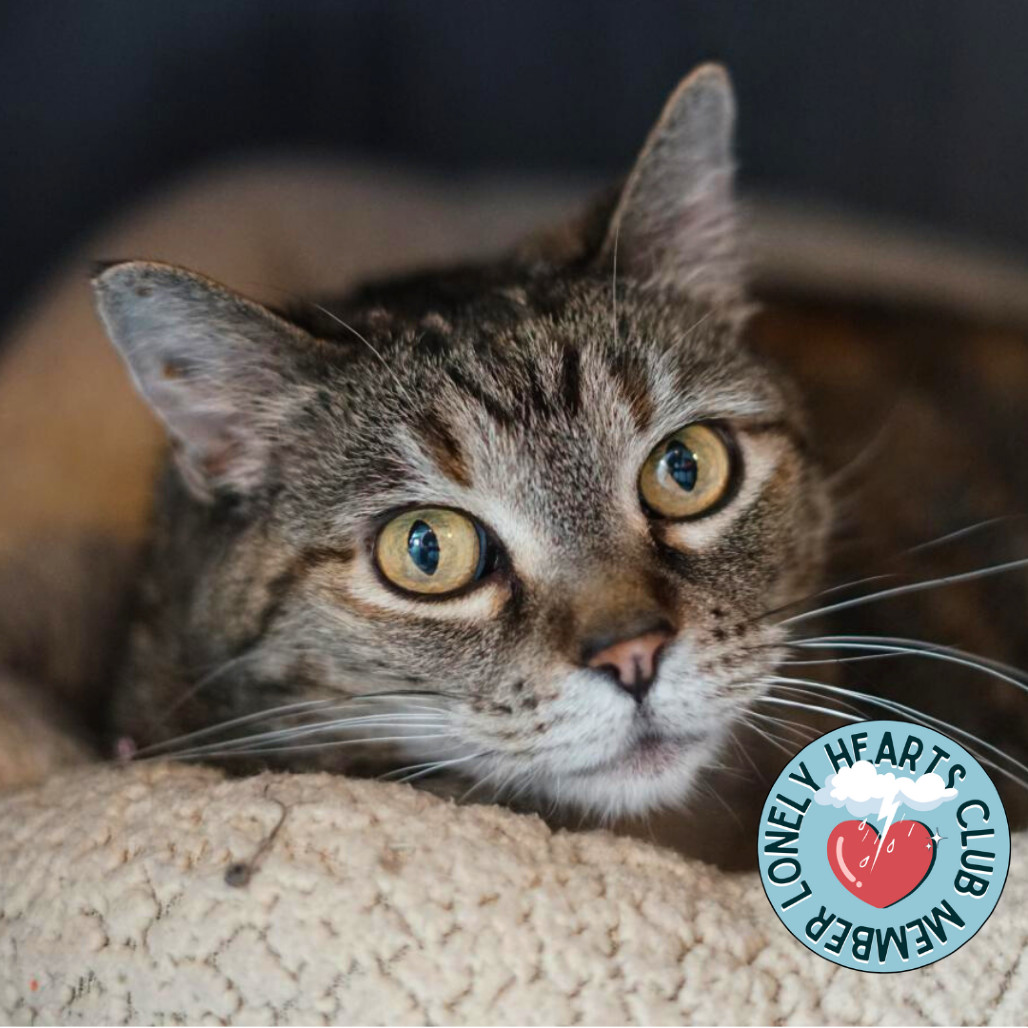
[92,261,321,504]
[600,64,743,310]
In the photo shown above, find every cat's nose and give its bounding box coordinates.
[583,618,674,702]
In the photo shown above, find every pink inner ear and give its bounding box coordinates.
[199,436,245,480]
[171,419,262,503]
[146,370,264,500]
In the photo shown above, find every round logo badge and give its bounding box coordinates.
[757,719,1010,972]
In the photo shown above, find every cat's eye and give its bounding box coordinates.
[639,423,734,519]
[375,507,489,596]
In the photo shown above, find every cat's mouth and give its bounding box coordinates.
[618,733,686,774]
[572,728,707,778]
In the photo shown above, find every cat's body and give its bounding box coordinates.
[1,67,1026,860]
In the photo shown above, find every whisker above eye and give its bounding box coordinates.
[311,303,416,406]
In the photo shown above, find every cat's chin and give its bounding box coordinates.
[531,729,723,820]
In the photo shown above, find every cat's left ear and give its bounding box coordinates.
[600,63,742,309]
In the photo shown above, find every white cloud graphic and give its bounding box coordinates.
[814,760,958,866]
[816,760,958,816]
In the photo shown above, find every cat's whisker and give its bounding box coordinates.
[311,303,415,406]
[509,763,547,811]
[739,706,808,736]
[726,728,764,778]
[749,573,899,627]
[352,695,457,714]
[769,685,1028,797]
[743,708,822,742]
[383,751,488,785]
[136,706,449,759]
[131,689,456,759]
[756,693,865,725]
[823,412,897,495]
[754,517,1028,628]
[742,727,794,760]
[141,730,453,765]
[469,761,516,807]
[160,645,272,718]
[457,761,507,805]
[902,514,1025,558]
[162,732,458,763]
[693,776,744,829]
[780,555,1028,628]
[780,651,920,668]
[789,635,1028,696]
[129,699,336,758]
[610,220,620,348]
[164,635,426,718]
[151,714,452,761]
[768,675,1028,791]
[731,711,798,758]
[724,673,864,718]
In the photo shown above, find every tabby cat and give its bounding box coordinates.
[6,65,1028,862]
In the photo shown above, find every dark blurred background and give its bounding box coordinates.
[2,0,1028,331]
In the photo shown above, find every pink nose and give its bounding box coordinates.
[586,627,673,701]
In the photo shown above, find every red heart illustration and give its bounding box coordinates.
[826,819,936,908]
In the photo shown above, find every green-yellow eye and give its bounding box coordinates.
[639,423,734,519]
[375,507,486,595]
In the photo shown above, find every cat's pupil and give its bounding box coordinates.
[663,440,698,491]
[408,520,441,575]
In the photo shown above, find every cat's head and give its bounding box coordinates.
[94,65,830,817]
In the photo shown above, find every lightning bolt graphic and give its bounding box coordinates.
[871,792,902,871]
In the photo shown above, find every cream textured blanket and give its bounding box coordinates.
[1,762,1026,1025]
[4,163,1028,1026]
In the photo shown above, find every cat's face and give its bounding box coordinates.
[263,279,826,817]
[95,65,831,817]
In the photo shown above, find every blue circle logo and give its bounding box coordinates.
[757,720,1010,972]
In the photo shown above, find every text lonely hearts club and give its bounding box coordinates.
[758,719,1011,972]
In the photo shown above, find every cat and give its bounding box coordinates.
[3,65,1027,861]
[87,64,829,823]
